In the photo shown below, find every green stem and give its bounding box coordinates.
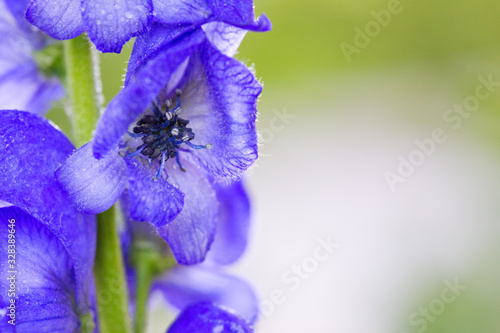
[64,34,99,146]
[134,251,155,333]
[64,35,130,333]
[95,207,132,333]
[132,244,177,333]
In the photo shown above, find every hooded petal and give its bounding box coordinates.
[125,23,194,85]
[209,0,270,32]
[0,206,80,330]
[125,158,184,227]
[92,29,205,159]
[55,143,128,214]
[177,41,260,179]
[154,265,258,323]
[0,110,96,314]
[152,0,212,26]
[206,180,251,265]
[26,0,84,40]
[201,21,247,57]
[152,0,270,32]
[81,0,153,53]
[157,157,218,265]
[167,302,254,333]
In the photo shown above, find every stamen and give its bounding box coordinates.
[141,146,154,156]
[152,104,162,118]
[176,154,185,172]
[156,151,167,179]
[126,144,147,157]
[150,148,161,159]
[126,92,211,174]
[128,131,146,138]
[185,141,208,150]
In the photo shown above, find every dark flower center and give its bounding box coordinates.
[126,90,211,178]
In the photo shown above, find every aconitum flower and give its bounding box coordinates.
[0,1,63,114]
[167,302,255,333]
[0,111,97,331]
[153,264,258,326]
[23,0,151,53]
[23,0,269,53]
[121,180,257,322]
[56,4,269,264]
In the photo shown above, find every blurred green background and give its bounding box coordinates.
[94,0,500,141]
[49,0,500,143]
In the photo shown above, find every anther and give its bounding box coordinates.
[177,118,189,126]
[141,146,154,156]
[138,115,154,125]
[156,151,167,179]
[142,135,155,144]
[150,148,161,159]
[176,154,186,172]
[126,96,212,174]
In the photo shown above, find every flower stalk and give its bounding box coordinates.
[64,34,131,333]
[132,247,155,333]
[131,242,177,333]
[63,34,99,147]
[95,207,132,333]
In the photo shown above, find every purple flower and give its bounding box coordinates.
[120,180,257,327]
[167,302,254,333]
[56,5,269,264]
[23,0,269,53]
[121,179,251,264]
[0,0,64,114]
[153,264,258,326]
[0,110,97,331]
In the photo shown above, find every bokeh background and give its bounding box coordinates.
[48,0,500,332]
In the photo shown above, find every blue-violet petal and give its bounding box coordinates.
[125,158,184,227]
[26,0,84,40]
[206,180,251,265]
[157,156,217,265]
[56,143,128,214]
[81,0,153,53]
[155,265,258,323]
[167,302,253,333]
